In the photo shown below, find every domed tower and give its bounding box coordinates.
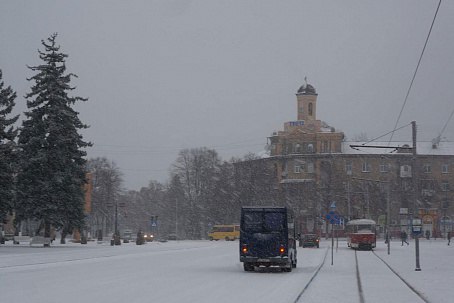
[296,79,318,122]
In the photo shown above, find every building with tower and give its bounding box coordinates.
[234,80,454,239]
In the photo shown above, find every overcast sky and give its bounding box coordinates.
[1,0,453,190]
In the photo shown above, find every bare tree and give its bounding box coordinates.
[171,148,222,239]
[86,157,123,239]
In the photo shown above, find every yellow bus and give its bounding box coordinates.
[208,224,240,241]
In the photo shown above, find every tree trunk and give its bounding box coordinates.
[60,228,67,244]
[44,221,51,247]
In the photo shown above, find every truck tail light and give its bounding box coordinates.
[279,244,285,254]
[242,244,248,254]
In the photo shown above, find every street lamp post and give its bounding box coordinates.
[175,198,178,241]
[111,199,121,245]
[412,121,421,271]
[386,182,390,255]
[115,200,118,236]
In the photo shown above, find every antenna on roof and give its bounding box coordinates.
[432,107,454,149]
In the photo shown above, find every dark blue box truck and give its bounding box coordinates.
[239,206,297,272]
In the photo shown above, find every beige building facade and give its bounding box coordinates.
[237,82,454,238]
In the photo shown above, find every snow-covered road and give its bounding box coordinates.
[0,238,452,303]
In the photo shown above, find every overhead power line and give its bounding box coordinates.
[389,0,442,144]
[432,107,454,146]
[363,123,412,145]
[439,107,454,138]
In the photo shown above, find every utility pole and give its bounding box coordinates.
[175,198,178,241]
[412,121,421,271]
[347,180,351,221]
[386,182,391,255]
[115,200,118,237]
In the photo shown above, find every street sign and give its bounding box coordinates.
[412,218,422,235]
[330,201,336,209]
[325,211,341,225]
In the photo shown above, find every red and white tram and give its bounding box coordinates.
[346,219,377,250]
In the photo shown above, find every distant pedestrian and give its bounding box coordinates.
[401,231,409,246]
[425,230,430,240]
[448,231,451,246]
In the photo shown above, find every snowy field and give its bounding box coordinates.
[0,238,452,303]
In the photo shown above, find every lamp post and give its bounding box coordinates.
[111,199,121,245]
[175,198,178,241]
[412,121,421,271]
[386,182,390,255]
[115,199,118,236]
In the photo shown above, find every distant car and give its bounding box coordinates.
[122,230,133,243]
[167,233,177,240]
[143,233,154,242]
[301,234,320,248]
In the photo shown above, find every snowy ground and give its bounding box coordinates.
[0,237,452,303]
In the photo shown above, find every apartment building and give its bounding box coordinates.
[235,81,454,237]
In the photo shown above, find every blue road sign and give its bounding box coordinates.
[325,211,341,225]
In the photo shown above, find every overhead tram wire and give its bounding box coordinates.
[362,123,412,146]
[388,0,442,144]
[349,123,413,153]
[439,107,454,138]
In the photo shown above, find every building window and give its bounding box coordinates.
[294,160,305,173]
[362,161,371,172]
[294,144,301,153]
[442,199,449,209]
[400,165,412,178]
[345,162,352,175]
[421,179,435,196]
[294,165,301,173]
[442,164,449,174]
[322,141,329,153]
[442,181,450,191]
[380,163,389,173]
[281,162,288,178]
[423,164,431,173]
[308,102,313,116]
[402,180,412,191]
[307,143,314,153]
[307,162,314,173]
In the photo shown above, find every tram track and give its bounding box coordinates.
[371,250,431,303]
[292,247,329,303]
[293,246,431,303]
[355,249,430,303]
[355,250,366,303]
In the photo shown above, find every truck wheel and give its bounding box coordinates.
[243,263,254,272]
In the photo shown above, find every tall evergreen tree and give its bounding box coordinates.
[16,34,91,239]
[0,69,19,224]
